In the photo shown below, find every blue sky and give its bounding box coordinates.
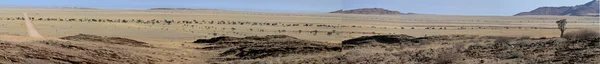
[0,0,593,16]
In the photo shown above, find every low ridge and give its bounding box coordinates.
[330,8,406,15]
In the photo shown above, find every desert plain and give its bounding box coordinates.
[0,7,599,64]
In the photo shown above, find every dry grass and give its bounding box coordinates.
[564,29,600,40]
[435,44,466,64]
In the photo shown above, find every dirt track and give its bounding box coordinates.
[23,13,42,38]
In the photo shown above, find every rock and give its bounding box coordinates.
[194,35,342,59]
[342,34,481,48]
[341,35,422,48]
[60,34,151,47]
[342,35,417,45]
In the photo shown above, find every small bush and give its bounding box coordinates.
[494,37,512,50]
[494,37,512,43]
[453,43,466,50]
[469,43,484,48]
[435,50,463,64]
[564,29,600,40]
[520,36,531,39]
[515,40,529,46]
[505,52,523,59]
[552,38,568,43]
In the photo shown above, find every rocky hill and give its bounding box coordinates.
[515,0,599,16]
[330,8,405,15]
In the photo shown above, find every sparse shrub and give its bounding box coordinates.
[435,49,463,64]
[520,36,531,39]
[539,37,548,39]
[515,40,529,46]
[494,37,511,44]
[552,38,568,43]
[494,37,512,50]
[469,43,484,48]
[384,48,394,52]
[504,52,523,59]
[453,43,466,51]
[563,29,600,40]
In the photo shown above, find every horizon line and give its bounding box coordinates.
[1,6,590,17]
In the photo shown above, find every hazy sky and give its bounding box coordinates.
[0,0,593,16]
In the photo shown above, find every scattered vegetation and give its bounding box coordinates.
[563,29,600,40]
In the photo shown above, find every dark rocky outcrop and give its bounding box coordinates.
[194,35,342,59]
[342,35,418,45]
[60,34,151,47]
[342,34,482,48]
[515,0,599,16]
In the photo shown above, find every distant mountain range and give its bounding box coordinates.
[330,8,415,15]
[149,8,220,10]
[515,0,599,16]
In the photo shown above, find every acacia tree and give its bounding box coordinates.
[556,19,567,38]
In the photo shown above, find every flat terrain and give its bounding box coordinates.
[22,13,43,38]
[1,7,597,44]
[0,7,598,63]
